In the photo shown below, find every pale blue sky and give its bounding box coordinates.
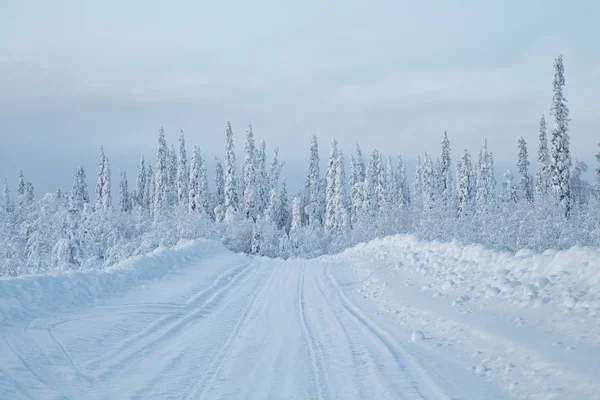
[1,0,599,194]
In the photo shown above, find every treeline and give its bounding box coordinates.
[1,55,599,276]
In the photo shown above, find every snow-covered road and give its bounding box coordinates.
[1,237,599,399]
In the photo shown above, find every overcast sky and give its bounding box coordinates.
[1,0,599,195]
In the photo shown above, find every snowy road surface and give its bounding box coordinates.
[1,237,599,399]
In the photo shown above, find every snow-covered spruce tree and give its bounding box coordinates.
[350,144,366,224]
[290,195,301,232]
[243,123,258,221]
[397,155,410,210]
[214,158,225,220]
[177,130,188,208]
[25,181,34,205]
[168,144,178,208]
[277,178,290,232]
[334,149,349,232]
[146,164,155,214]
[374,152,386,216]
[324,139,338,232]
[256,140,268,217]
[2,178,13,213]
[570,160,590,207]
[412,155,423,209]
[475,140,496,212]
[17,170,26,207]
[384,156,397,208]
[70,167,89,212]
[224,122,239,222]
[269,147,283,194]
[535,115,551,197]
[549,55,572,215]
[439,131,453,209]
[305,134,322,228]
[455,150,474,219]
[154,127,169,215]
[119,171,131,212]
[101,155,111,209]
[502,170,518,204]
[95,147,106,210]
[517,137,534,202]
[420,153,437,236]
[136,156,146,210]
[188,145,200,213]
[265,185,279,225]
[198,153,210,216]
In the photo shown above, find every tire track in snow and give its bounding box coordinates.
[183,262,278,400]
[88,260,256,383]
[325,268,451,400]
[298,263,329,400]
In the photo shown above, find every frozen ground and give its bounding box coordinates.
[1,236,599,399]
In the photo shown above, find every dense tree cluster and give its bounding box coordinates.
[2,56,600,276]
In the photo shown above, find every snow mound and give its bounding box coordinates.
[411,330,425,342]
[0,239,230,324]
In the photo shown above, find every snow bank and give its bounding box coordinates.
[333,234,600,313]
[0,239,229,324]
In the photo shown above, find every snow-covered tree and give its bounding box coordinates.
[455,149,474,218]
[215,158,225,208]
[324,139,338,231]
[168,144,178,207]
[570,160,589,207]
[412,155,423,208]
[243,123,258,221]
[421,154,436,215]
[305,135,322,228]
[517,137,533,202]
[177,130,188,208]
[350,145,366,223]
[188,146,200,212]
[476,140,496,211]
[101,154,111,209]
[277,178,290,232]
[256,140,268,217]
[119,171,131,212]
[439,132,453,208]
[136,156,146,209]
[198,153,210,215]
[2,178,13,213]
[535,115,551,197]
[154,127,169,215]
[92,147,112,210]
[373,151,386,214]
[224,122,239,221]
[269,147,283,193]
[384,157,397,207]
[291,195,302,231]
[17,170,26,207]
[549,55,572,215]
[25,181,34,205]
[396,155,410,210]
[502,170,518,204]
[69,167,89,212]
[334,149,348,231]
[95,147,106,209]
[146,164,155,213]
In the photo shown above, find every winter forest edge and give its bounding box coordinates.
[2,55,599,277]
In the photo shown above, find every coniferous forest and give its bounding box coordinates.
[2,55,599,276]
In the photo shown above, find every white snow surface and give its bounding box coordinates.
[1,235,599,399]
